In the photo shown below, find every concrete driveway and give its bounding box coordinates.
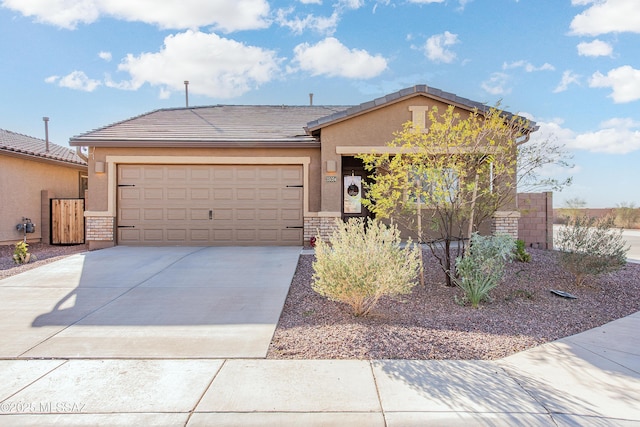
[0,246,301,358]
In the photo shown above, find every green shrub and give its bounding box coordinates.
[312,218,421,317]
[454,233,516,308]
[555,215,628,286]
[13,241,31,264]
[514,239,531,262]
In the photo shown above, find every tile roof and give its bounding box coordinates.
[69,85,537,148]
[0,128,87,166]
[70,105,351,146]
[306,84,537,132]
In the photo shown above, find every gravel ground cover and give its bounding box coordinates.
[268,248,640,360]
[0,242,88,280]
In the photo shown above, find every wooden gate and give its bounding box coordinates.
[51,199,85,245]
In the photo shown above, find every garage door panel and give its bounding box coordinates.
[190,209,210,221]
[282,229,303,242]
[167,188,187,200]
[143,167,164,180]
[143,229,164,241]
[213,189,233,200]
[118,164,303,245]
[167,229,187,241]
[167,208,187,220]
[144,208,164,221]
[143,188,164,200]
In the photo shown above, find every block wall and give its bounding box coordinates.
[517,192,553,249]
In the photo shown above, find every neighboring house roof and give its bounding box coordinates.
[70,105,350,147]
[0,128,87,167]
[306,84,538,133]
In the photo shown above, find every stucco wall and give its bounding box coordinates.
[0,155,83,244]
[317,96,519,214]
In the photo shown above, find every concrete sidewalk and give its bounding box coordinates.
[0,311,638,426]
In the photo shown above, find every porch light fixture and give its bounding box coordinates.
[95,161,105,173]
[326,160,336,173]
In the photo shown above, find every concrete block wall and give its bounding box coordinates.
[491,211,520,239]
[517,192,553,249]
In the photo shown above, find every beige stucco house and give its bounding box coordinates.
[0,128,87,245]
[70,85,535,250]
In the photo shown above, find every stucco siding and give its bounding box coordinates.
[0,155,82,244]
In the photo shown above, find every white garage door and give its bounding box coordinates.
[117,164,303,246]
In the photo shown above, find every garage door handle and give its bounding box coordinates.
[118,184,136,187]
[286,226,303,229]
[117,225,135,228]
[209,210,213,220]
[286,185,303,188]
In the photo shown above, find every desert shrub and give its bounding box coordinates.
[312,218,420,317]
[614,202,640,229]
[555,215,628,286]
[13,241,31,264]
[454,233,516,308]
[514,239,531,262]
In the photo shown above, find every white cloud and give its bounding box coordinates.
[589,65,640,103]
[299,0,322,4]
[1,0,270,32]
[481,72,511,95]
[276,8,339,35]
[531,115,640,155]
[554,70,581,93]
[291,37,387,79]
[503,60,555,72]
[107,30,281,98]
[423,31,459,63]
[570,0,640,36]
[98,51,112,62]
[45,70,101,92]
[574,118,640,154]
[577,39,613,57]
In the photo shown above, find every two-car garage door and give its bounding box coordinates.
[117,164,303,246]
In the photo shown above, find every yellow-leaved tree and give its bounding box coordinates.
[358,104,534,287]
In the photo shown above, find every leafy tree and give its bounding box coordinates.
[358,104,533,287]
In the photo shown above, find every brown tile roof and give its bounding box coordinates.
[0,128,86,166]
[306,84,538,132]
[70,105,350,147]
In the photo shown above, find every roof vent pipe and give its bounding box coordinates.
[43,117,50,152]
[184,80,189,107]
[309,93,314,106]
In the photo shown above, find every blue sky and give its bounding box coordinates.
[1,0,639,208]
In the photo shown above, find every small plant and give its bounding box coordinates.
[514,239,531,262]
[312,218,421,317]
[555,215,628,286]
[454,233,516,308]
[13,241,31,264]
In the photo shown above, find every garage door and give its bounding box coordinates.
[117,164,303,246]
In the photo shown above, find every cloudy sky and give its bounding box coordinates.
[1,0,639,207]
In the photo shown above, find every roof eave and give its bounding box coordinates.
[69,138,321,149]
[0,148,87,170]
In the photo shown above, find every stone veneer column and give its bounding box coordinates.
[304,213,341,244]
[491,211,520,239]
[86,216,115,249]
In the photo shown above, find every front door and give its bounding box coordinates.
[342,156,373,221]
